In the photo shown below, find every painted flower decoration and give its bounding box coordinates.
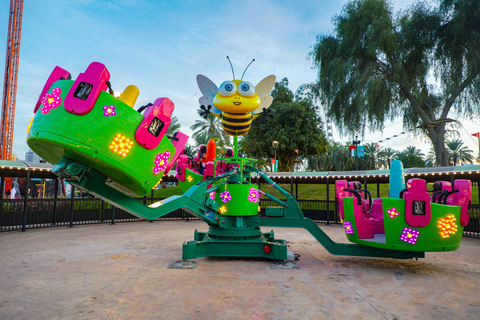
[209,192,215,200]
[248,188,260,203]
[220,190,232,203]
[437,214,458,238]
[388,208,399,219]
[41,87,62,114]
[103,105,116,117]
[153,150,171,174]
[343,221,355,235]
[187,175,193,183]
[400,227,420,245]
[219,206,227,214]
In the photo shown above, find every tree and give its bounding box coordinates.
[425,147,437,167]
[377,147,397,169]
[394,152,425,168]
[167,116,181,135]
[445,138,474,166]
[190,112,229,145]
[311,0,480,166]
[242,78,328,171]
[361,143,379,169]
[404,146,425,158]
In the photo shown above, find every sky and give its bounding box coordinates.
[1,0,479,161]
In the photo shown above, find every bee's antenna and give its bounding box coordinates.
[226,56,235,79]
[241,59,255,80]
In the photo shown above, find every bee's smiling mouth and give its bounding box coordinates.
[233,102,241,106]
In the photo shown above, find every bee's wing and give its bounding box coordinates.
[253,75,276,114]
[197,74,221,115]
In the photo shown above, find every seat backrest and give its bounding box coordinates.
[432,181,451,203]
[404,178,431,227]
[335,180,349,220]
[451,179,472,226]
[176,154,189,182]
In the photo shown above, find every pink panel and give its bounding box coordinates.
[335,180,348,220]
[351,197,374,239]
[203,161,215,180]
[164,132,189,173]
[64,62,110,115]
[364,198,384,234]
[135,98,173,150]
[451,180,472,226]
[176,154,189,182]
[404,179,431,227]
[34,66,71,113]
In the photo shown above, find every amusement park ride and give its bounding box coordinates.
[26,61,472,263]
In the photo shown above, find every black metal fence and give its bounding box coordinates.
[2,195,479,239]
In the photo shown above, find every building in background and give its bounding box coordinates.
[25,149,41,163]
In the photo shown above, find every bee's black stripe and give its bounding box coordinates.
[223,123,250,131]
[222,115,252,123]
[223,112,249,116]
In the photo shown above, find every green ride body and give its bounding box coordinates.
[27,80,176,196]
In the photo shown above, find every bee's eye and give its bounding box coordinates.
[238,81,255,97]
[219,81,237,96]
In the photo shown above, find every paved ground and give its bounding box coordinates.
[0,220,479,320]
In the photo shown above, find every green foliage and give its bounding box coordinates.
[445,138,474,166]
[166,116,181,135]
[311,0,480,166]
[242,78,328,171]
[190,112,229,147]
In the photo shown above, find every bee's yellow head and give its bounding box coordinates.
[213,79,261,113]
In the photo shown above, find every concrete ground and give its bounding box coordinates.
[0,220,479,320]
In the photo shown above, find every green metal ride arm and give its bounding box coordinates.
[247,166,425,259]
[54,157,237,225]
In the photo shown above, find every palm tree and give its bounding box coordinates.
[190,112,228,145]
[377,147,397,169]
[167,116,181,135]
[404,146,425,158]
[425,147,436,167]
[362,143,379,170]
[445,139,474,166]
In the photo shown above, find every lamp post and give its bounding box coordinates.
[272,141,278,172]
[272,141,279,197]
[353,132,360,171]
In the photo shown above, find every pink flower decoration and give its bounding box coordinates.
[41,87,62,114]
[209,192,215,200]
[153,151,171,174]
[220,190,232,203]
[248,188,260,203]
[103,105,116,117]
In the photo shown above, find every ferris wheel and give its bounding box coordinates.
[294,83,334,142]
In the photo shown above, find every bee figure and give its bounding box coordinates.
[197,58,276,136]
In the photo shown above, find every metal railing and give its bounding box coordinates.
[2,196,478,239]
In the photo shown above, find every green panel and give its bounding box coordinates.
[215,183,259,216]
[379,198,463,251]
[178,169,203,193]
[341,197,464,252]
[341,197,360,243]
[27,80,175,196]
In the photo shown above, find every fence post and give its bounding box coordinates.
[69,186,74,228]
[111,206,115,225]
[326,177,330,225]
[52,178,58,225]
[100,200,104,222]
[22,171,31,232]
